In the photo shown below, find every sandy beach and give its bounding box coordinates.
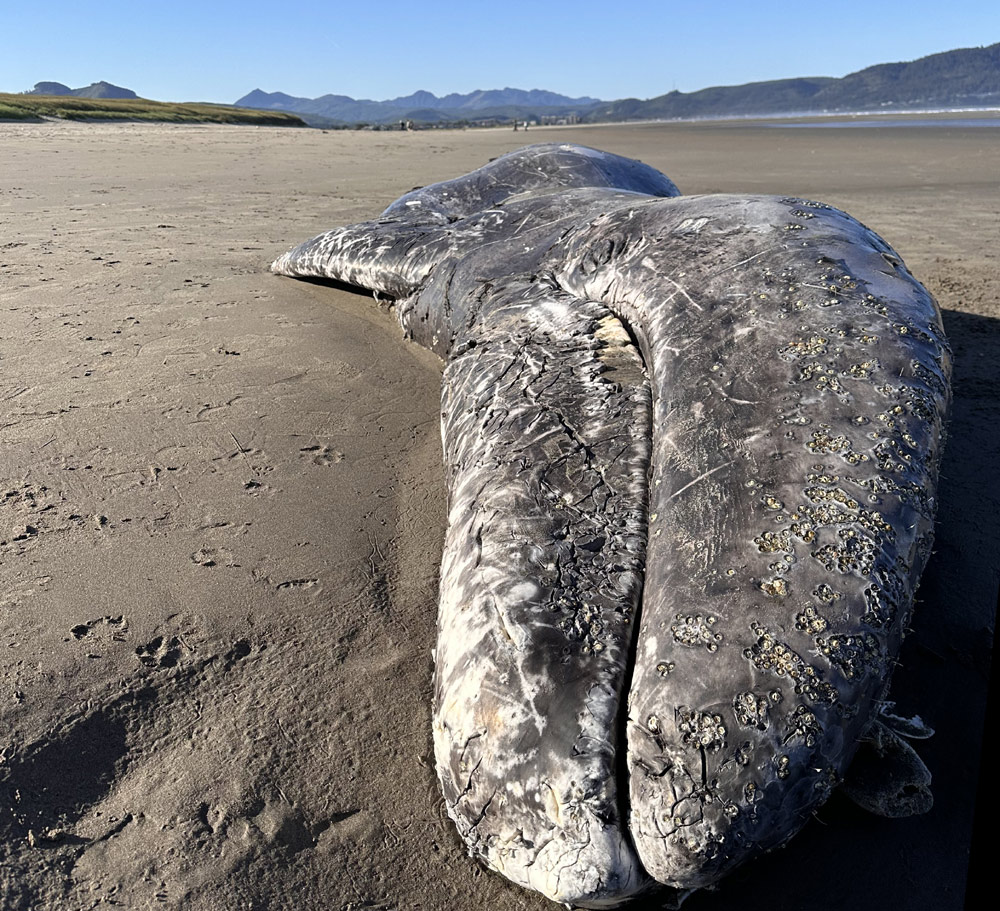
[1,118,996,910]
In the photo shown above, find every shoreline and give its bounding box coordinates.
[6,105,999,130]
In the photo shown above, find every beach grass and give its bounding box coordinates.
[0,93,306,126]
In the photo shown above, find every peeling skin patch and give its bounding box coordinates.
[433,281,652,904]
[272,144,950,906]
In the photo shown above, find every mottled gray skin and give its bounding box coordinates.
[271,144,950,906]
[553,196,949,886]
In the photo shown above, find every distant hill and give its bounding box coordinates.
[28,80,139,100]
[72,81,138,100]
[588,42,1000,122]
[234,86,601,126]
[31,81,73,95]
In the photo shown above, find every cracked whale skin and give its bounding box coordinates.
[271,144,951,907]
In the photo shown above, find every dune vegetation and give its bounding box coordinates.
[0,93,305,126]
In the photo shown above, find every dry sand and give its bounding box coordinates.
[1,118,996,910]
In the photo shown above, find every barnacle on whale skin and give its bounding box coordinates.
[272,144,949,907]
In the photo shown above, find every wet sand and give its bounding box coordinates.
[1,118,996,910]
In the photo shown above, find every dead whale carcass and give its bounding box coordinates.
[271,144,950,907]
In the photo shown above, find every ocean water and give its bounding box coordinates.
[765,118,1000,128]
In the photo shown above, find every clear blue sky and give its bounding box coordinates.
[3,0,998,103]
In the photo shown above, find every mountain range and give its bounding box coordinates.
[233,87,599,127]
[236,41,1000,126]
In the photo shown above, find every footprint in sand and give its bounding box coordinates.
[190,546,238,567]
[275,578,319,592]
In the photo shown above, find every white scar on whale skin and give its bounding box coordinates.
[665,461,737,502]
[272,144,950,907]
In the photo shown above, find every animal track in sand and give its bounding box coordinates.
[243,479,275,496]
[1,485,62,548]
[135,614,205,669]
[298,444,344,466]
[135,635,185,668]
[70,615,128,642]
[3,483,59,518]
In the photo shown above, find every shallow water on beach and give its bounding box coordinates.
[766,118,1000,128]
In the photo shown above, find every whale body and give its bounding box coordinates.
[272,144,950,907]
